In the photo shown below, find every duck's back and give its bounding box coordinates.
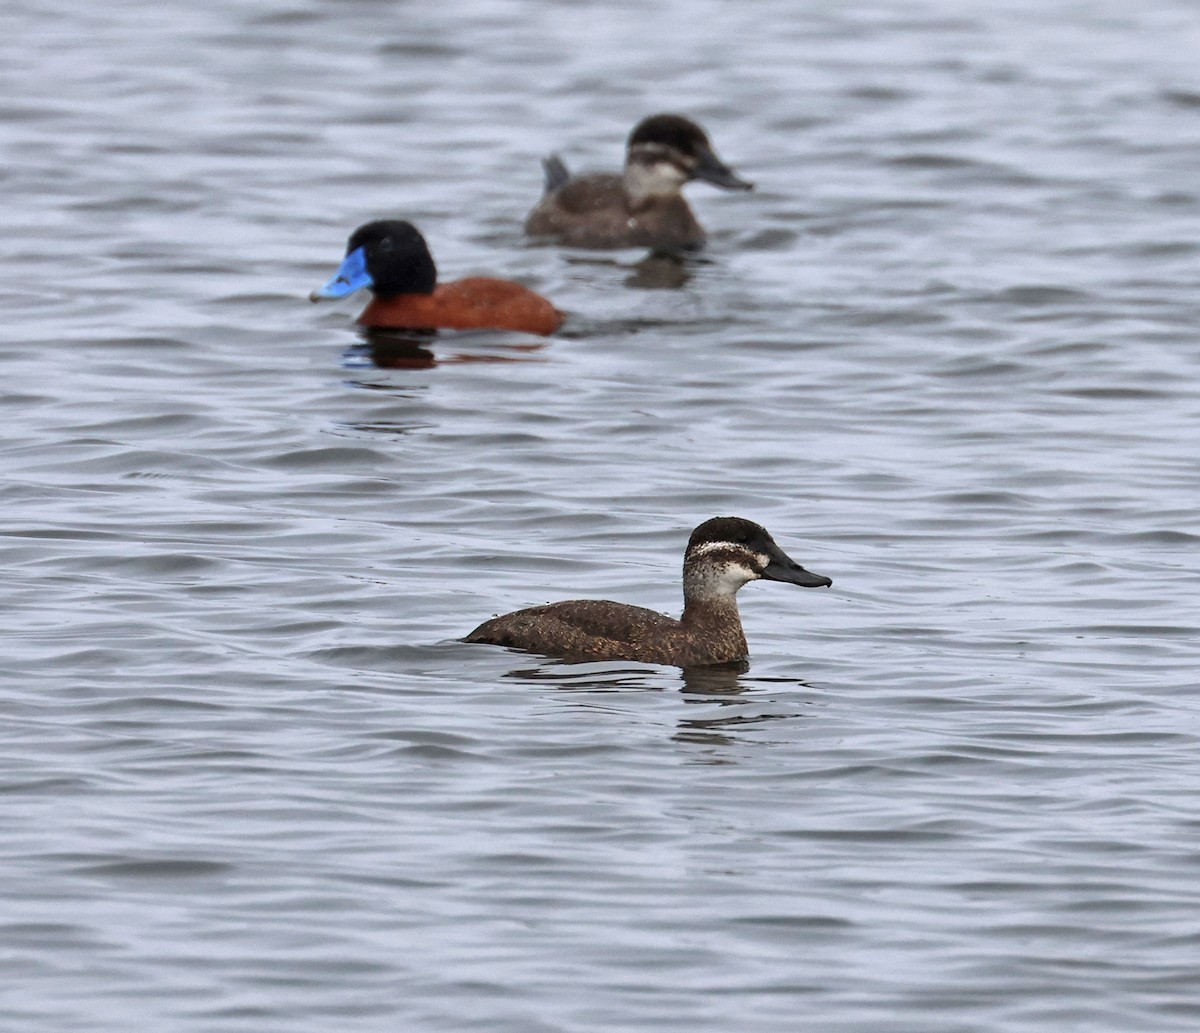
[359,278,563,335]
[525,174,703,250]
[465,598,750,666]
[465,599,681,662]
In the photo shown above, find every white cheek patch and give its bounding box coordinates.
[627,158,687,199]
[718,561,760,589]
[687,541,766,597]
[652,160,687,185]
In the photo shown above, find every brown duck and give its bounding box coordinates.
[465,517,831,667]
[524,114,753,251]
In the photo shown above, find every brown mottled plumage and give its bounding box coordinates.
[524,114,753,251]
[464,517,831,668]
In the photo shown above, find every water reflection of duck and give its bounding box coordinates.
[465,517,831,668]
[351,329,547,370]
[525,114,753,251]
[311,220,563,335]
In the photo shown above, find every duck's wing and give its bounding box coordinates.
[528,599,675,640]
[542,173,627,214]
[523,173,640,246]
[465,599,677,660]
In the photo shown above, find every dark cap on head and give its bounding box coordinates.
[628,113,712,154]
[343,220,438,297]
[687,516,832,588]
[627,114,752,191]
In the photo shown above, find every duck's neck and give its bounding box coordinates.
[681,594,741,625]
[679,595,748,663]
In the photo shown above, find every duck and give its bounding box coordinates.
[524,113,753,251]
[310,220,564,335]
[464,516,831,667]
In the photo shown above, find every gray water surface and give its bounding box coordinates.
[2,1,1199,1031]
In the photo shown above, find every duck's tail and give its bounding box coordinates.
[541,154,570,194]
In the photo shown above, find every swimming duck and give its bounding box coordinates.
[465,517,831,667]
[311,220,564,335]
[524,113,753,251]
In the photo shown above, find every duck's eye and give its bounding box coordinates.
[378,236,393,252]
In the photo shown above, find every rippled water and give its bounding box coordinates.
[3,1,1200,1030]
